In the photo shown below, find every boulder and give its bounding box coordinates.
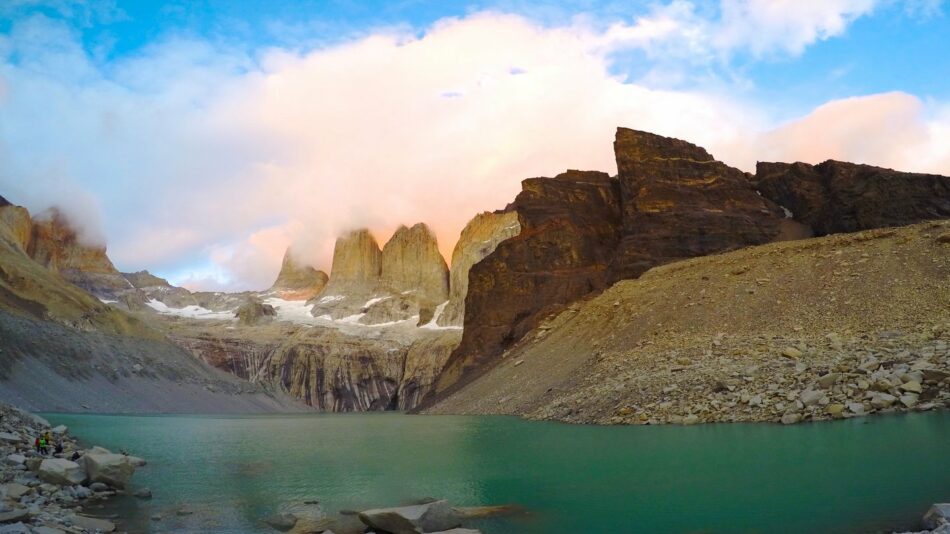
[0,484,30,500]
[4,454,25,466]
[0,510,28,525]
[263,513,297,531]
[38,458,86,486]
[32,527,69,534]
[81,452,135,489]
[67,515,116,533]
[923,503,950,530]
[358,500,461,534]
[234,298,277,326]
[0,433,20,444]
[0,522,31,533]
[133,488,152,499]
[51,425,67,435]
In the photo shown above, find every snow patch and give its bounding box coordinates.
[145,299,235,320]
[780,205,794,219]
[98,298,117,304]
[420,300,462,330]
[261,297,319,325]
[363,296,390,308]
[317,295,345,304]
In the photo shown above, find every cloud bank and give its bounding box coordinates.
[0,1,947,290]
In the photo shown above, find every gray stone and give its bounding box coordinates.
[263,513,297,531]
[0,484,30,500]
[0,433,20,444]
[4,455,25,466]
[923,503,950,530]
[800,390,823,407]
[359,500,461,534]
[81,452,135,489]
[38,459,86,486]
[50,425,68,435]
[0,522,31,534]
[817,373,839,388]
[0,510,28,525]
[870,392,898,409]
[33,527,69,534]
[781,413,802,425]
[133,487,152,499]
[68,514,116,532]
[847,403,866,415]
[88,482,109,492]
[428,530,482,534]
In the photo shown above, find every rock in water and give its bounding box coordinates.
[67,515,116,533]
[269,249,329,300]
[755,160,950,235]
[358,500,461,534]
[38,459,86,486]
[437,211,520,327]
[923,503,950,530]
[81,452,135,489]
[379,223,449,306]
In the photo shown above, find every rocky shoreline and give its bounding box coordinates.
[0,403,145,533]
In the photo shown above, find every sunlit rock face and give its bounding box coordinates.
[610,128,786,280]
[0,197,33,253]
[26,209,132,299]
[754,160,950,235]
[309,229,383,319]
[268,249,329,301]
[379,223,448,306]
[437,211,520,328]
[433,129,797,399]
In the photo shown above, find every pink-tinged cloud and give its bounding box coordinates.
[1,7,948,291]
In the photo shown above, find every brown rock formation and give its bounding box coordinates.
[123,270,172,289]
[379,223,449,306]
[326,229,382,288]
[269,249,328,300]
[435,170,624,393]
[234,298,277,326]
[26,209,131,298]
[437,211,521,327]
[0,201,33,253]
[610,128,786,279]
[398,330,463,410]
[754,160,950,235]
[431,129,806,400]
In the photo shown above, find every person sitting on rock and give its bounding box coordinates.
[54,441,64,455]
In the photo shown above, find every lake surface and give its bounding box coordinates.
[45,411,950,533]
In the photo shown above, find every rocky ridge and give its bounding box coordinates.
[267,250,329,301]
[428,128,949,405]
[423,221,950,426]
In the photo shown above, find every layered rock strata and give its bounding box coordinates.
[755,160,950,235]
[430,128,948,402]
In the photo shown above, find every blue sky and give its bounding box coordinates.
[1,0,948,290]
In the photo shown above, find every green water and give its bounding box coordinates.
[44,411,950,534]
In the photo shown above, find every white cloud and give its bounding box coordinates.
[0,3,945,291]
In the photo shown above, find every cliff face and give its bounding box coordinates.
[269,249,329,300]
[755,160,950,235]
[379,223,449,305]
[0,202,33,253]
[310,229,383,319]
[611,128,787,279]
[432,130,808,399]
[438,211,521,327]
[26,209,131,298]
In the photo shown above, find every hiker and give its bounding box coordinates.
[70,451,80,462]
[54,441,64,455]
[38,436,48,455]
[34,436,42,454]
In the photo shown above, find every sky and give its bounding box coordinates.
[0,0,948,291]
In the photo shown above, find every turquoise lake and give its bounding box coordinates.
[44,411,950,533]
